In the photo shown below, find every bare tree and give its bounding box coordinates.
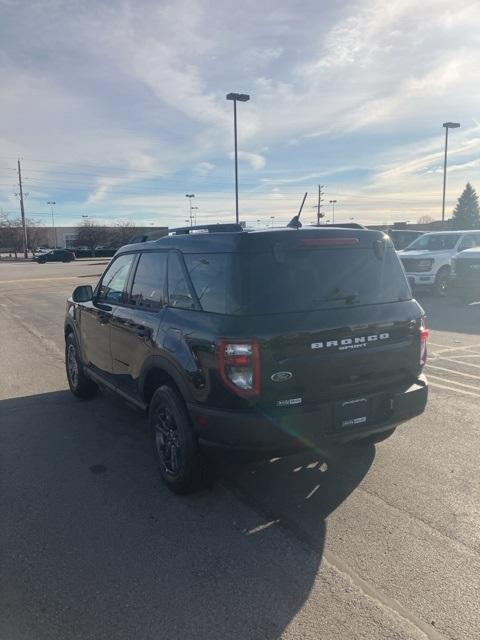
[417,215,435,225]
[74,220,109,256]
[0,215,49,257]
[110,221,139,248]
[28,224,49,253]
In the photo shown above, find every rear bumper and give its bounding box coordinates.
[188,375,428,456]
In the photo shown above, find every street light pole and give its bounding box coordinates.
[47,201,57,247]
[441,122,460,226]
[329,200,337,224]
[226,92,250,224]
[185,194,195,227]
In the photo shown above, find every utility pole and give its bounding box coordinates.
[315,184,325,225]
[185,194,195,227]
[17,159,28,258]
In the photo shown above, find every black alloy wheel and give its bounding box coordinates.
[149,385,206,494]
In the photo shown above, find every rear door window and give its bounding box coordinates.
[168,252,198,309]
[130,251,167,311]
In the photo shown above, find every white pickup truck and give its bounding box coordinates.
[397,230,480,295]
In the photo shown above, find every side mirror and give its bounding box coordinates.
[72,285,93,303]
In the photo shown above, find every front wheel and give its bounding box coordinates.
[434,268,450,296]
[65,334,98,399]
[149,385,207,494]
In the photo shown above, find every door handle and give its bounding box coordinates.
[135,326,150,337]
[97,313,110,325]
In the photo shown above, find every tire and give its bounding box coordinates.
[434,267,450,297]
[149,385,207,494]
[65,333,98,399]
[353,427,396,446]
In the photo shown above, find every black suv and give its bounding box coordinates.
[65,224,428,493]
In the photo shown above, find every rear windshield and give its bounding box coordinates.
[184,245,411,315]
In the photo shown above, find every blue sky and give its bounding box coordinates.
[1,0,480,228]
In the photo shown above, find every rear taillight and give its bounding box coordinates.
[420,316,429,366]
[217,340,260,397]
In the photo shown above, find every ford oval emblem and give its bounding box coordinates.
[270,371,293,383]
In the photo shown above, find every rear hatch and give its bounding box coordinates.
[230,229,422,408]
[184,228,424,408]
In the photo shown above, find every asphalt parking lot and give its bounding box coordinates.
[1,260,479,640]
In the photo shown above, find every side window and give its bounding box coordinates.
[98,253,135,304]
[168,253,196,309]
[184,253,230,313]
[130,252,167,311]
[459,235,476,250]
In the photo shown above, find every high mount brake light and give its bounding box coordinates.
[217,340,261,397]
[420,316,429,366]
[300,237,359,246]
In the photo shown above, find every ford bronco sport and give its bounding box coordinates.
[65,224,428,493]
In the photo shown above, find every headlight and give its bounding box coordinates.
[416,259,434,272]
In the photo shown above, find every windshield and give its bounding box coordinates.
[184,246,411,315]
[403,233,459,251]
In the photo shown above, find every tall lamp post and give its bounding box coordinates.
[191,206,199,225]
[441,122,460,226]
[47,201,57,248]
[185,194,195,227]
[226,92,250,224]
[329,200,337,224]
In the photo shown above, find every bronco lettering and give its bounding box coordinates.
[311,333,390,350]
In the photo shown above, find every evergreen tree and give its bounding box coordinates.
[451,183,480,229]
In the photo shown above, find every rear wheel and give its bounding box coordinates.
[149,385,207,494]
[434,267,450,296]
[65,334,98,398]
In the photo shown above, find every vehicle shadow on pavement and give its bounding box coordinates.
[1,389,373,640]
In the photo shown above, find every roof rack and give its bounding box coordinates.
[168,223,244,235]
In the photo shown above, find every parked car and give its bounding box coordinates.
[397,230,480,295]
[65,223,428,494]
[35,249,76,263]
[387,229,425,251]
[450,247,480,302]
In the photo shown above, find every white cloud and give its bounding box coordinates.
[230,151,266,170]
[194,161,216,177]
[1,0,480,226]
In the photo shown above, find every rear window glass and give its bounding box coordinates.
[184,254,231,314]
[184,245,410,315]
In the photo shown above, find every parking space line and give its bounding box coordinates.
[427,374,480,392]
[429,341,480,352]
[0,275,99,284]
[426,363,480,381]
[429,381,480,398]
[433,356,480,371]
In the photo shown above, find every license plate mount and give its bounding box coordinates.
[335,397,371,429]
